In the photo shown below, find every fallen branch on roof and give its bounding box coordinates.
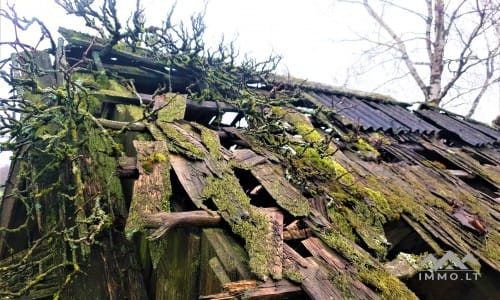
[97,118,147,131]
[143,211,221,240]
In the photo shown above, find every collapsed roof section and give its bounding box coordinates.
[0,27,499,299]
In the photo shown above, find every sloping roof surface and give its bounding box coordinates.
[416,109,497,146]
[366,101,438,134]
[309,92,408,132]
[307,92,439,134]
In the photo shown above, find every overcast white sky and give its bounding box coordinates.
[0,0,498,146]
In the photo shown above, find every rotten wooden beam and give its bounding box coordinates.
[199,280,303,300]
[242,280,304,300]
[143,211,221,240]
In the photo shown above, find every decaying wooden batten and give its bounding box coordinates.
[0,27,499,300]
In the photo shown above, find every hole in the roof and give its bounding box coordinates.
[379,148,402,163]
[163,66,177,72]
[284,239,313,258]
[232,168,275,208]
[462,149,496,166]
[383,219,434,260]
[208,115,216,125]
[247,82,265,88]
[110,57,118,61]
[220,111,238,126]
[235,117,248,128]
[438,130,466,147]
[414,148,460,169]
[217,130,250,150]
[460,177,499,199]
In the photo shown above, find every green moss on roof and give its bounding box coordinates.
[156,122,206,158]
[203,174,273,279]
[269,74,401,104]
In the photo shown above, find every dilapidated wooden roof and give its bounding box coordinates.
[0,28,499,299]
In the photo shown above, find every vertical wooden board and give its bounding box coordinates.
[154,228,201,300]
[199,228,253,296]
[208,257,231,286]
[256,207,283,279]
[125,141,170,238]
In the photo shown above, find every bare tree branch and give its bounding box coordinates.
[361,0,429,98]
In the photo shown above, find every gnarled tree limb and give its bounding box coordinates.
[143,211,221,240]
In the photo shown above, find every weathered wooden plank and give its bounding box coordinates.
[283,244,343,300]
[202,229,253,281]
[251,163,311,216]
[256,208,283,279]
[93,90,146,106]
[124,141,170,238]
[199,279,303,300]
[169,153,211,209]
[283,228,313,240]
[209,257,232,287]
[242,280,303,299]
[302,237,380,300]
[155,228,201,300]
[231,149,310,216]
[231,149,267,168]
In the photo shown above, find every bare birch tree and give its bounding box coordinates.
[341,0,499,119]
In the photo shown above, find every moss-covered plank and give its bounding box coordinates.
[156,121,208,158]
[251,163,310,216]
[230,148,310,216]
[256,207,283,280]
[93,90,143,105]
[125,141,171,238]
[154,93,187,122]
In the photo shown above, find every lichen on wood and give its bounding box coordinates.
[125,141,171,239]
[203,174,273,279]
[155,93,187,122]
